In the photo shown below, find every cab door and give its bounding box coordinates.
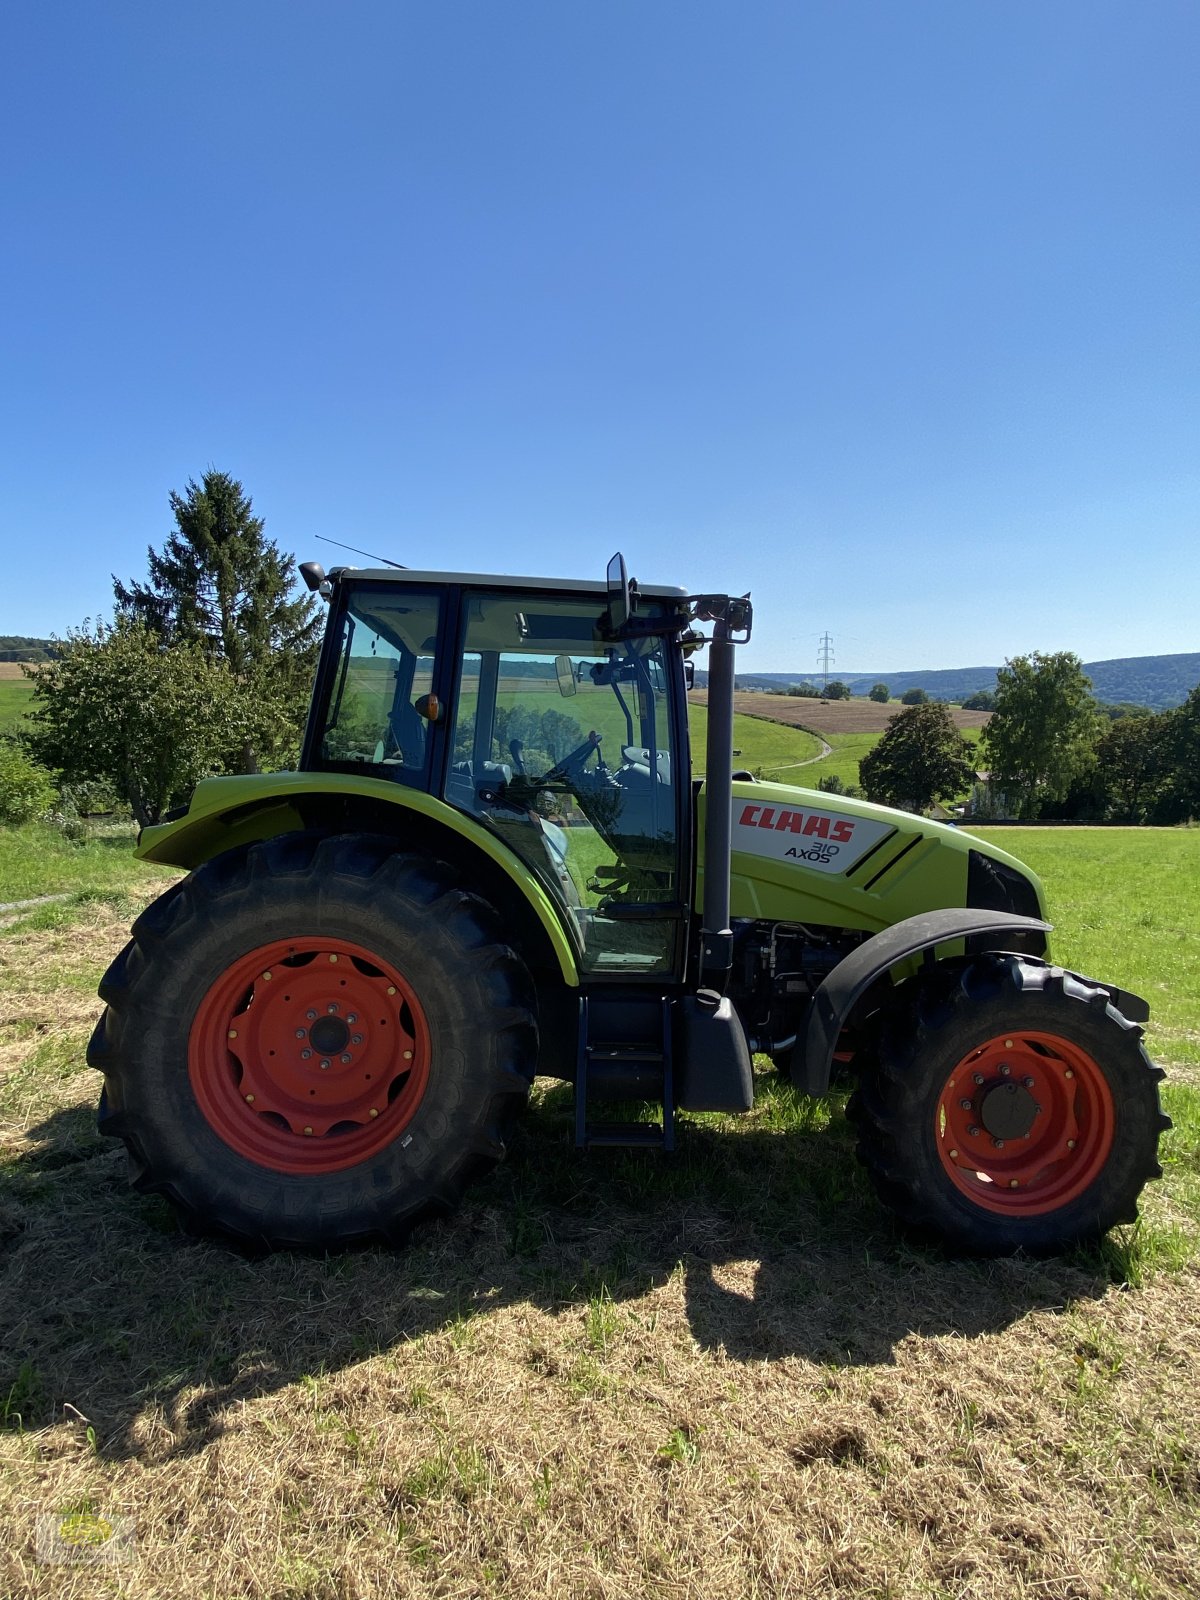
[443,588,689,978]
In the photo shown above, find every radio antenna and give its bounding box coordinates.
[315,535,406,569]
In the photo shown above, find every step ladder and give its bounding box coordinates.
[574,993,675,1152]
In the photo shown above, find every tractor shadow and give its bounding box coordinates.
[1,1085,1120,1462]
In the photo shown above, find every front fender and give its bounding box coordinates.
[136,772,581,985]
[797,908,1052,1096]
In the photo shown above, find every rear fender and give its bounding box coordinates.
[797,909,1051,1096]
[136,772,581,986]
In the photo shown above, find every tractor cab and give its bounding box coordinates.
[305,565,698,976]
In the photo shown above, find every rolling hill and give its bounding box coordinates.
[718,651,1200,711]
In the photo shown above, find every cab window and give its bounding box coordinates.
[318,588,441,782]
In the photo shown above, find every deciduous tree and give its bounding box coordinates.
[25,621,253,827]
[1095,715,1171,823]
[980,652,1100,819]
[858,703,977,814]
[1155,685,1200,822]
[868,682,890,703]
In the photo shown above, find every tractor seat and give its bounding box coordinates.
[446,760,513,816]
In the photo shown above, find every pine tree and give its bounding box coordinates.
[114,471,322,769]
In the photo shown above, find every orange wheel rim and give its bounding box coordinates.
[189,937,431,1175]
[935,1031,1115,1216]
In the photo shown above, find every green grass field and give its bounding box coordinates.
[0,822,178,904]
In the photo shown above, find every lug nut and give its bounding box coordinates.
[351,1034,363,1045]
[1005,1039,1013,1049]
[301,1049,312,1060]
[1023,1076,1035,1088]
[968,1125,981,1137]
[329,955,338,964]
[973,1073,985,1085]
[960,1098,973,1110]
[1000,1063,1010,1076]
[320,1059,331,1070]
[262,971,273,981]
[327,1003,339,1014]
[949,1149,959,1159]
[993,1138,1005,1149]
[304,1126,314,1135]
[228,1029,238,1040]
[306,1009,318,1021]
[369,1108,379,1119]
[1064,1069,1074,1080]
[1067,1138,1077,1150]
[340,1053,351,1065]
[295,1028,306,1039]
[1009,1179,1020,1189]
[245,1094,255,1103]
[403,1049,413,1061]
[346,1013,358,1025]
[387,985,396,996]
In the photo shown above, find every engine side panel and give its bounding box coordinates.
[702,780,1046,933]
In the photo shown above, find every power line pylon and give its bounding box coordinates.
[817,632,834,690]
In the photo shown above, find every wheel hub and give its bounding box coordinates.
[979,1080,1039,1142]
[308,1014,350,1056]
[189,936,431,1174]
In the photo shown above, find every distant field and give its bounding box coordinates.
[688,701,823,777]
[690,691,986,792]
[715,689,991,736]
[0,676,35,733]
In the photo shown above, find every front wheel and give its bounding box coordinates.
[849,955,1170,1254]
[89,834,538,1251]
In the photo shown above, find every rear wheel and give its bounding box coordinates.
[89,834,537,1250]
[849,955,1170,1254]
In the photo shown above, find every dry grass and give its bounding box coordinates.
[2,885,1199,1597]
[694,690,992,737]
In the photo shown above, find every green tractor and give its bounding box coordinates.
[90,556,1168,1254]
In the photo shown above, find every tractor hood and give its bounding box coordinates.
[699,780,1046,937]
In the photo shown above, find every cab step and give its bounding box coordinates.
[574,994,675,1152]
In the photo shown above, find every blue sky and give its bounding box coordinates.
[1,1,1196,674]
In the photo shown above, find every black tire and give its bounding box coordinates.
[848,954,1170,1255]
[89,833,538,1251]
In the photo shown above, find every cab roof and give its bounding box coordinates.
[333,566,690,601]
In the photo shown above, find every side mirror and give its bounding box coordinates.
[555,654,577,698]
[683,662,696,690]
[299,561,326,592]
[606,552,631,633]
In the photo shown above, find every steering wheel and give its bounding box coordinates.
[541,730,602,785]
